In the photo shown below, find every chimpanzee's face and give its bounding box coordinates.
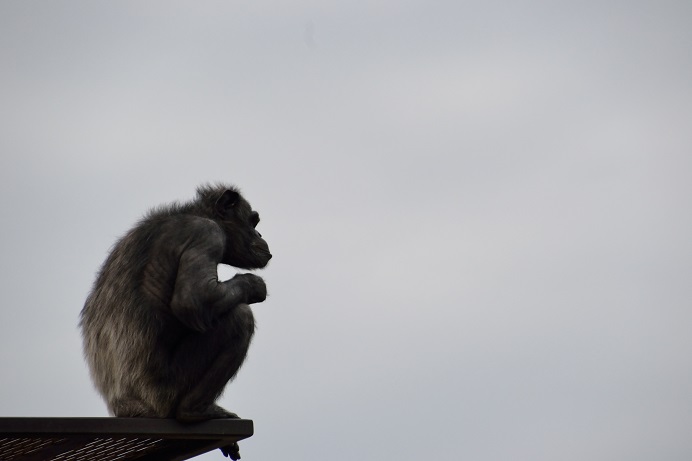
[215,190,272,269]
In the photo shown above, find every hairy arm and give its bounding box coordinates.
[170,218,266,332]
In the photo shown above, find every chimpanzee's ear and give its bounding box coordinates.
[214,190,240,217]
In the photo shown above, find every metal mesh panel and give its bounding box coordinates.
[0,437,68,460]
[51,437,162,461]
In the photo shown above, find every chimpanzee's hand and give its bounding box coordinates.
[231,273,267,305]
[220,442,241,460]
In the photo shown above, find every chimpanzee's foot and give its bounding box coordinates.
[111,398,159,418]
[176,403,239,423]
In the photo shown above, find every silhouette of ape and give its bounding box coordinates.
[80,184,271,444]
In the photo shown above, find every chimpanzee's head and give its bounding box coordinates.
[198,184,272,270]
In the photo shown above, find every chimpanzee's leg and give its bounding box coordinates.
[173,303,256,422]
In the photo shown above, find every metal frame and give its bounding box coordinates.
[0,417,253,461]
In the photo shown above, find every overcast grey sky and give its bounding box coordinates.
[1,1,691,460]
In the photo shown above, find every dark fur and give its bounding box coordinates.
[80,184,271,429]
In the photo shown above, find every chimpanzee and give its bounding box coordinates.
[80,183,271,460]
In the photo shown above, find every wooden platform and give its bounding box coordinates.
[0,417,253,460]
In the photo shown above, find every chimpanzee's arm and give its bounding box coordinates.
[170,218,266,332]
